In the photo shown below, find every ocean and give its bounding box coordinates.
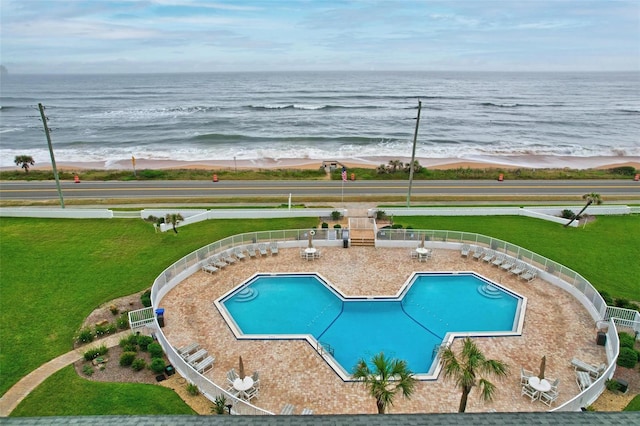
[1,71,639,169]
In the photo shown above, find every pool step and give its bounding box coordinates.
[235,287,259,302]
[477,284,503,299]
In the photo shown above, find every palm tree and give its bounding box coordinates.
[165,213,184,234]
[564,192,602,227]
[439,337,508,413]
[376,164,388,174]
[14,155,35,173]
[388,159,402,173]
[352,352,417,414]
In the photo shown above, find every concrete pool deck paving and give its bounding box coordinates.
[161,245,607,414]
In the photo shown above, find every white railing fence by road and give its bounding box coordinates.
[146,227,637,413]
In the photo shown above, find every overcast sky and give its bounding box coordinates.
[1,0,639,74]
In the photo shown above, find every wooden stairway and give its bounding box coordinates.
[349,228,375,247]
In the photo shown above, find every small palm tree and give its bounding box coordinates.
[376,164,388,174]
[165,213,184,234]
[352,352,417,414]
[564,192,602,227]
[439,337,508,413]
[388,159,403,173]
[14,155,35,173]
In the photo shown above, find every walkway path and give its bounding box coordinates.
[0,330,131,416]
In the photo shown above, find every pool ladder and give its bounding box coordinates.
[317,341,335,357]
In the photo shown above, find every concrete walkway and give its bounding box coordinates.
[0,330,131,416]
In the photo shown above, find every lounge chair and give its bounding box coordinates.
[269,242,279,255]
[194,355,215,373]
[571,358,606,379]
[201,264,218,274]
[177,342,200,357]
[222,251,237,264]
[301,408,313,415]
[472,247,485,260]
[460,244,471,257]
[520,268,537,282]
[210,256,227,269]
[280,404,295,415]
[491,254,505,267]
[576,371,592,391]
[185,348,208,366]
[246,245,257,258]
[482,250,495,263]
[234,247,246,260]
[500,259,515,271]
[258,244,268,256]
[510,262,526,276]
[410,250,419,259]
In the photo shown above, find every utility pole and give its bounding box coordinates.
[38,103,65,208]
[406,100,422,207]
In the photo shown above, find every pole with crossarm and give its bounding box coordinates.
[38,103,65,208]
[406,100,422,208]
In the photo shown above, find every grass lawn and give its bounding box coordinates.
[624,394,640,411]
[1,214,638,415]
[0,216,316,399]
[10,366,196,416]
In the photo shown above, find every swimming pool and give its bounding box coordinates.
[217,272,525,379]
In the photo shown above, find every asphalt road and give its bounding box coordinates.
[1,179,638,202]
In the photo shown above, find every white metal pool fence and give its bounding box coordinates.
[146,227,636,413]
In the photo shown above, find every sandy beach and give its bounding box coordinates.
[20,155,640,172]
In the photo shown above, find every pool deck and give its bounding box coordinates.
[161,246,606,414]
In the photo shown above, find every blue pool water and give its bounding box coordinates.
[220,273,522,375]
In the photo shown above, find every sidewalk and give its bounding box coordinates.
[0,330,130,416]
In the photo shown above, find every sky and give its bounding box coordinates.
[1,0,639,74]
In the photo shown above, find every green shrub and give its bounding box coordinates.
[137,335,154,351]
[104,323,117,335]
[212,394,227,414]
[141,290,152,308]
[617,347,639,368]
[331,210,343,221]
[148,342,164,358]
[116,313,129,329]
[333,224,341,229]
[606,378,621,392]
[391,224,403,229]
[186,383,199,396]
[77,327,94,344]
[321,222,328,229]
[119,351,137,367]
[94,324,109,337]
[83,345,108,361]
[131,358,146,371]
[599,291,614,305]
[561,209,576,219]
[149,358,166,374]
[375,210,387,220]
[82,365,94,377]
[124,343,138,352]
[619,332,636,349]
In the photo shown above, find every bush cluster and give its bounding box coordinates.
[617,347,639,368]
[83,345,109,361]
[141,290,152,308]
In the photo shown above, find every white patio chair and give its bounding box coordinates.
[460,244,471,257]
[539,388,559,406]
[246,245,257,258]
[521,384,539,402]
[520,367,534,385]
